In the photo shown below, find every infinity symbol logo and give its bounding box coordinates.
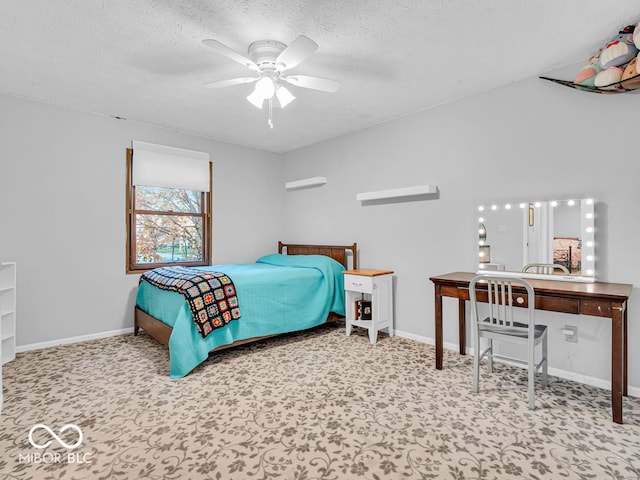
[28,424,83,449]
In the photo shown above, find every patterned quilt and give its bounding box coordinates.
[140,266,241,338]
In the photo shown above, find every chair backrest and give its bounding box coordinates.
[469,275,536,333]
[522,263,569,275]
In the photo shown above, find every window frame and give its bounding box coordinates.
[126,148,212,273]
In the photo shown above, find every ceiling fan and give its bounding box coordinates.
[202,35,340,128]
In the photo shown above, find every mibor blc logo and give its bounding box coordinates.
[29,424,83,449]
[19,423,93,464]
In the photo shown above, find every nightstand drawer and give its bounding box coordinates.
[344,274,373,293]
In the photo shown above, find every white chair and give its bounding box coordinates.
[522,263,569,275]
[470,274,548,409]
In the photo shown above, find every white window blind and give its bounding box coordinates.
[132,141,210,192]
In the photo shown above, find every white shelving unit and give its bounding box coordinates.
[0,305,2,415]
[0,262,16,415]
[0,262,16,364]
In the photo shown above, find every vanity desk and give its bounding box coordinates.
[430,271,633,424]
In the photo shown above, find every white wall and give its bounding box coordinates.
[282,76,640,390]
[0,94,282,347]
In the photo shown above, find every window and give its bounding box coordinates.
[126,143,212,273]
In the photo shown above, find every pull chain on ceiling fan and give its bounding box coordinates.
[202,35,340,129]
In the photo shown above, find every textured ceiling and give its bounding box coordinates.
[0,1,638,153]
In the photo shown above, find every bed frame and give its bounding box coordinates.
[134,242,358,350]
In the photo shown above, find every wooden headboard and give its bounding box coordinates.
[278,241,357,270]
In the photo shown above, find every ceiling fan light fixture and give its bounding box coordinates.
[246,89,265,109]
[254,76,275,99]
[276,85,295,108]
[203,35,339,127]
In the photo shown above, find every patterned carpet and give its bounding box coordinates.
[1,322,640,480]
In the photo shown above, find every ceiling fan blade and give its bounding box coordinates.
[202,39,259,71]
[203,77,258,88]
[282,75,340,93]
[276,35,318,71]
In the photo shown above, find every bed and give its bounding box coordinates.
[134,242,357,377]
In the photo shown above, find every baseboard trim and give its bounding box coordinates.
[16,328,134,353]
[393,329,640,398]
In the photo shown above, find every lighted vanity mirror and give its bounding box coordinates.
[476,198,595,283]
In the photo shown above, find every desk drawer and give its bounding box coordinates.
[467,289,532,307]
[581,300,612,318]
[457,288,580,314]
[442,285,466,298]
[344,274,373,293]
[536,295,580,314]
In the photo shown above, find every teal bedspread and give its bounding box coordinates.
[135,254,346,378]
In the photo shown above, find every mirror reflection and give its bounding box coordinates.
[476,198,595,282]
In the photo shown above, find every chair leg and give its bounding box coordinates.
[487,339,493,373]
[528,341,535,410]
[473,334,480,394]
[542,335,549,387]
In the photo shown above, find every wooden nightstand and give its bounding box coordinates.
[343,269,394,344]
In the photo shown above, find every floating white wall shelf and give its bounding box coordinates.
[285,176,327,190]
[356,184,437,201]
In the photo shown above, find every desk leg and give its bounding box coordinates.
[458,299,466,355]
[611,302,625,424]
[624,303,628,397]
[435,284,443,370]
